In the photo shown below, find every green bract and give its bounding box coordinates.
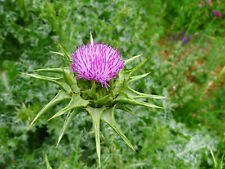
[24,35,166,168]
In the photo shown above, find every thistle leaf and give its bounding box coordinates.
[82,81,97,99]
[115,96,162,109]
[45,153,53,169]
[132,95,167,99]
[86,106,105,168]
[90,81,97,98]
[115,104,134,114]
[34,67,68,73]
[128,73,150,84]
[50,51,64,56]
[113,71,129,96]
[95,95,111,105]
[28,90,70,129]
[22,73,70,93]
[57,42,71,66]
[48,94,88,120]
[126,87,167,99]
[129,56,151,76]
[57,110,78,147]
[101,107,135,151]
[63,69,80,93]
[124,54,142,66]
[22,72,62,81]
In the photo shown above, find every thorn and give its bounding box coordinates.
[90,32,94,45]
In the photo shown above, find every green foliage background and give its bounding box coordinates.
[0,0,224,168]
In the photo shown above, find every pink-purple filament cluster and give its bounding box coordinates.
[212,10,222,17]
[71,42,124,88]
[206,0,213,7]
[199,0,222,17]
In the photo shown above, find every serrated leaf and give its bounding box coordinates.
[126,87,167,99]
[86,106,105,168]
[101,107,135,151]
[128,73,150,84]
[115,96,162,109]
[45,153,53,169]
[124,54,142,65]
[28,90,70,129]
[48,94,88,120]
[57,110,78,147]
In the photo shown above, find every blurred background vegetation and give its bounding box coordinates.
[0,0,224,168]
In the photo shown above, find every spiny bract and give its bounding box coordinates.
[24,34,166,168]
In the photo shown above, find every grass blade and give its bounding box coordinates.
[45,153,53,169]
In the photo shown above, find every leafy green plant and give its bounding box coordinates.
[1,0,224,168]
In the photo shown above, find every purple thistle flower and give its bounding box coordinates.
[206,0,213,7]
[212,10,222,17]
[71,42,125,88]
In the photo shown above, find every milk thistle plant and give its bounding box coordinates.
[24,34,165,167]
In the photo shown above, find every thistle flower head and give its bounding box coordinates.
[71,42,124,87]
[206,0,213,7]
[212,10,222,17]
